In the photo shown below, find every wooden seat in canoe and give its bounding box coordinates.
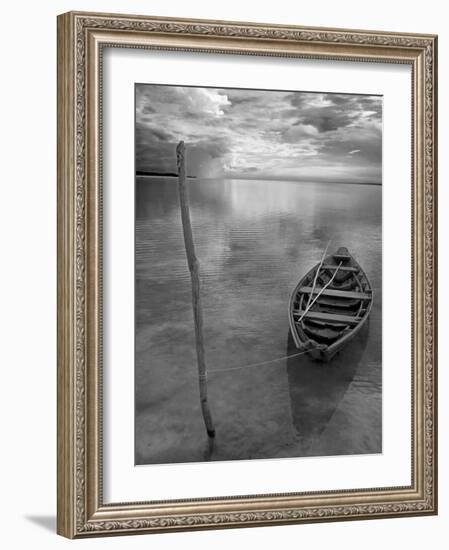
[333,253,351,261]
[299,286,371,300]
[316,296,361,309]
[322,264,359,272]
[293,310,361,325]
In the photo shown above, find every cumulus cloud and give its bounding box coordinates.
[137,85,231,120]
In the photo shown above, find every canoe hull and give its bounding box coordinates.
[289,247,373,362]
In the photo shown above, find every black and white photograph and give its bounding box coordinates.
[134,83,382,466]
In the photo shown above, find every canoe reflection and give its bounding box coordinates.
[286,321,369,452]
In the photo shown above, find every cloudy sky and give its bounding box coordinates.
[136,84,382,184]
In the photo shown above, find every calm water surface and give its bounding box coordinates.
[135,177,382,464]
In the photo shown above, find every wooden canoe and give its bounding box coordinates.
[288,246,373,361]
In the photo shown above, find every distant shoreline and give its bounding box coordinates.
[136,171,196,179]
[216,176,382,186]
[136,173,381,186]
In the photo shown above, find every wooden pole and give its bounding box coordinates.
[176,141,216,437]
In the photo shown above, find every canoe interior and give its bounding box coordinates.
[289,246,373,361]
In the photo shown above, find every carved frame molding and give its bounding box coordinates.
[57,11,437,538]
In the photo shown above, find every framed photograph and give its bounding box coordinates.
[57,11,438,538]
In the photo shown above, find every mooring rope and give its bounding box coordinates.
[207,348,314,374]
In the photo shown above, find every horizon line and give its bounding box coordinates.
[136,171,382,186]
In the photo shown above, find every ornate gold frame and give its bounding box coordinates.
[57,11,438,538]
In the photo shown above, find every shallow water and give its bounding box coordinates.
[135,177,382,464]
